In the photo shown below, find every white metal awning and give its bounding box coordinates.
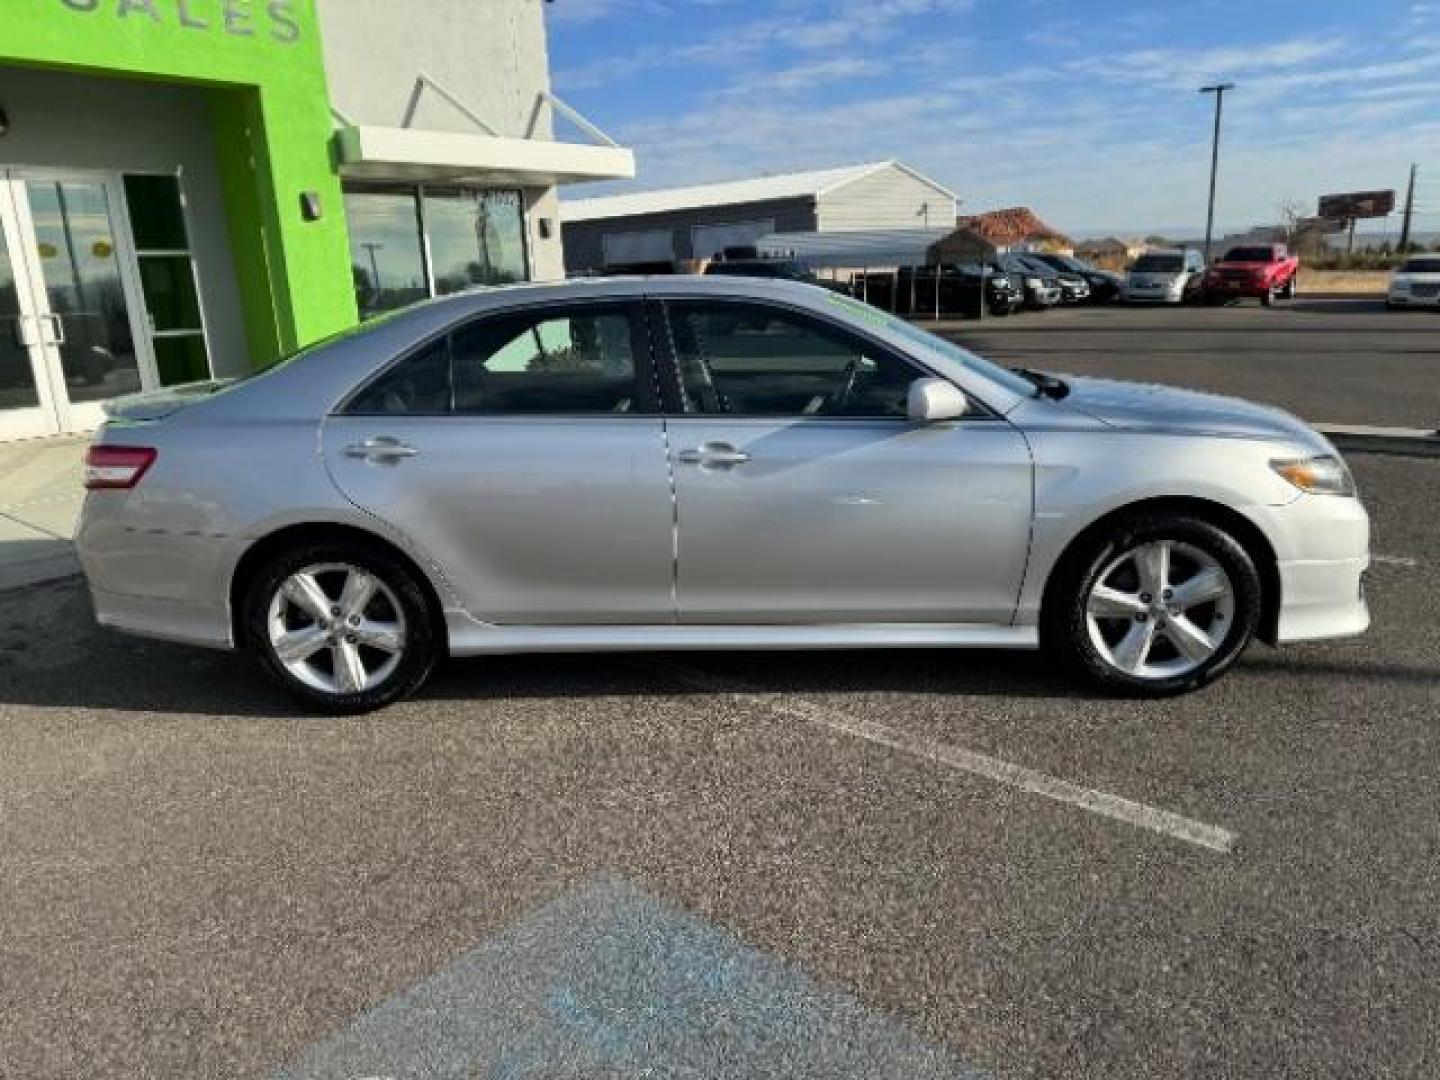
[335,126,636,186]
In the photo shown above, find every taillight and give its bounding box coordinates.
[84,445,157,490]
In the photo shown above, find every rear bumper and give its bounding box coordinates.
[89,585,233,650]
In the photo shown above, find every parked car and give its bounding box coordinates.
[1124,249,1206,303]
[79,277,1370,713]
[1031,253,1124,303]
[1016,254,1090,304]
[1000,253,1063,309]
[853,263,1022,317]
[1202,244,1300,306]
[705,258,848,294]
[1384,254,1440,310]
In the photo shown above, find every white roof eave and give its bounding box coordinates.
[335,126,637,187]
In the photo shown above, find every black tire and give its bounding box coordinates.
[1041,514,1263,697]
[243,538,439,714]
[1282,275,1298,299]
[1261,286,1275,307]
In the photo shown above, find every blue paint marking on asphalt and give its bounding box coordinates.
[271,876,986,1079]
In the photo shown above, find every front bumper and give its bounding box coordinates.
[1124,281,1185,303]
[1243,491,1371,645]
[1387,290,1440,308]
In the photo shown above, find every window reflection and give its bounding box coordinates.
[424,189,528,293]
[0,224,42,411]
[343,189,429,320]
[26,180,142,402]
[344,186,529,319]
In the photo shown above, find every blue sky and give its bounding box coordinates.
[545,0,1440,236]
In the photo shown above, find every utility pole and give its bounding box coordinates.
[1398,163,1418,253]
[360,242,384,290]
[1199,83,1235,264]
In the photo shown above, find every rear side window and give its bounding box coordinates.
[343,304,646,416]
[452,310,641,415]
[345,338,451,415]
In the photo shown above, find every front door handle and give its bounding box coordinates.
[344,436,419,462]
[678,442,750,467]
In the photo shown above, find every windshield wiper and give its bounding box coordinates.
[1011,367,1070,400]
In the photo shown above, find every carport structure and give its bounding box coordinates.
[756,226,998,318]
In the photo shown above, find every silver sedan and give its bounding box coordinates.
[78,277,1370,712]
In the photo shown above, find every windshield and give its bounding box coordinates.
[1222,246,1277,262]
[826,296,1039,399]
[1400,257,1440,273]
[1132,254,1183,272]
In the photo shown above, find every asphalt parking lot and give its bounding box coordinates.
[937,298,1438,432]
[3,305,1439,1078]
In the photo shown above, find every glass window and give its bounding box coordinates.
[424,189,528,293]
[136,256,203,333]
[343,189,429,320]
[123,175,189,251]
[151,335,211,387]
[668,302,918,418]
[346,338,452,415]
[121,173,210,387]
[451,308,640,415]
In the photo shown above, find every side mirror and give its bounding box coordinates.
[907,378,968,422]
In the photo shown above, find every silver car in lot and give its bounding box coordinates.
[78,277,1370,712]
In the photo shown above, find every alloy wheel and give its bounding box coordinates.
[1084,540,1236,680]
[265,562,407,696]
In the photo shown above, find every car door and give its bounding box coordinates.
[655,298,1034,625]
[322,300,676,625]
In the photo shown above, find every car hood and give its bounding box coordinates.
[1058,375,1328,448]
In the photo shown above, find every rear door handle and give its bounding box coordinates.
[345,436,419,462]
[678,442,750,467]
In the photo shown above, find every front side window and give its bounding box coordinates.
[667,302,918,418]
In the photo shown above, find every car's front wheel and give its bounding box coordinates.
[1043,515,1263,696]
[244,540,439,713]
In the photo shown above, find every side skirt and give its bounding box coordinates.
[445,618,1040,657]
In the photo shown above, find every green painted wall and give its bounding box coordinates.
[1,0,358,363]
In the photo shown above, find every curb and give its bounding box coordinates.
[1319,425,1440,459]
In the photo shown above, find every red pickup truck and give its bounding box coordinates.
[1203,244,1300,306]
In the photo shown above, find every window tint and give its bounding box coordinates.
[346,338,452,415]
[668,302,918,418]
[451,308,641,415]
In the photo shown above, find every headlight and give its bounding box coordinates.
[1271,455,1356,496]
[1392,278,1411,292]
[1025,277,1042,288]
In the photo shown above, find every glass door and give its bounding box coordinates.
[9,170,149,433]
[0,185,61,441]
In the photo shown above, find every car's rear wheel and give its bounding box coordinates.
[1043,514,1263,696]
[244,540,438,713]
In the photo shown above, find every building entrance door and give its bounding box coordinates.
[0,169,152,441]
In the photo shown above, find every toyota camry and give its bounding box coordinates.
[78,277,1370,712]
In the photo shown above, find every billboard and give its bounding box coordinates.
[1317,191,1396,220]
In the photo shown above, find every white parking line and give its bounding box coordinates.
[1372,553,1420,568]
[665,666,1237,855]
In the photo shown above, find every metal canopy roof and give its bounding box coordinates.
[755,227,995,268]
[561,160,959,223]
